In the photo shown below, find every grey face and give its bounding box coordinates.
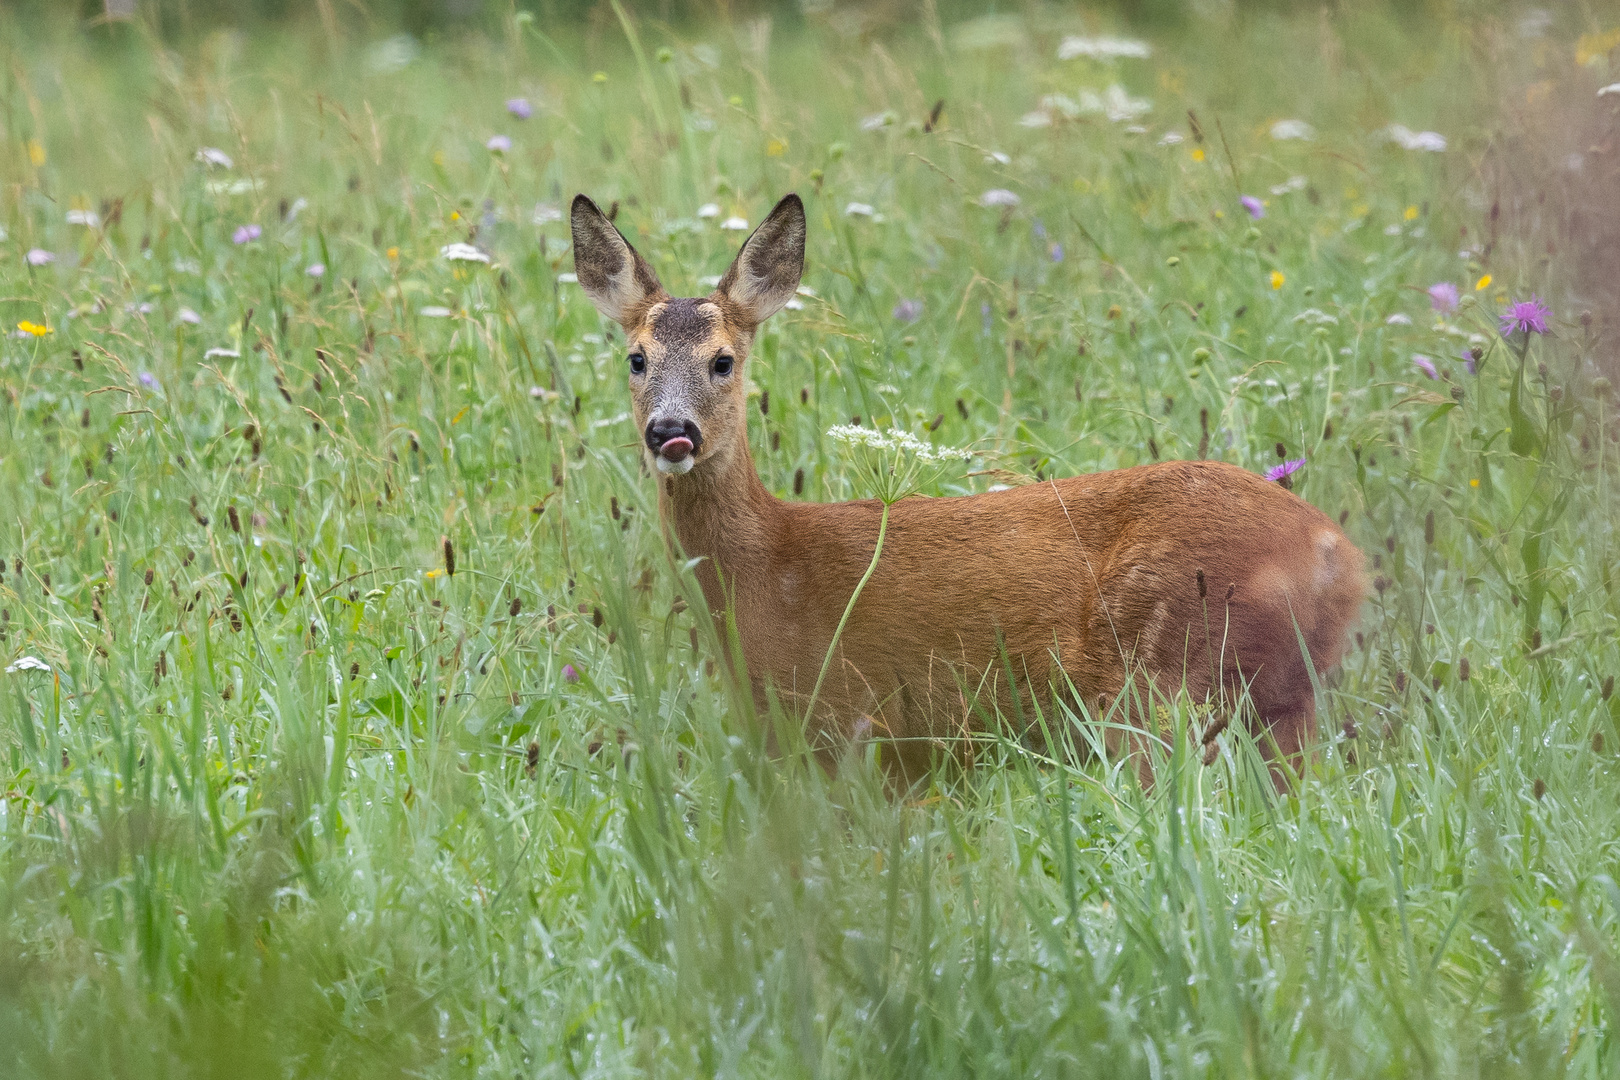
[628,297,747,476]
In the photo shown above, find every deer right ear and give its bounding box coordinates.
[570,195,664,324]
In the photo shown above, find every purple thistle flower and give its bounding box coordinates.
[232,224,261,245]
[486,134,512,153]
[562,663,580,684]
[1428,281,1459,313]
[137,371,157,389]
[1240,195,1265,220]
[1412,354,1438,379]
[1460,347,1478,375]
[1049,243,1065,263]
[1499,296,1550,337]
[1265,458,1305,482]
[26,248,55,266]
[507,97,532,120]
[892,298,923,323]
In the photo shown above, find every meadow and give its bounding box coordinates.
[2,3,1619,1076]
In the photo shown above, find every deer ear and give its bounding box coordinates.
[570,194,664,324]
[717,193,805,325]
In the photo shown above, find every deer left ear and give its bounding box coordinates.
[570,194,665,325]
[717,194,805,325]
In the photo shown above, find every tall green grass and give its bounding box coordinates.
[1,5,1618,1077]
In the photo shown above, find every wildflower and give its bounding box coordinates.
[720,216,749,231]
[17,320,51,337]
[440,242,490,263]
[563,663,581,684]
[1079,85,1151,123]
[1386,313,1412,326]
[1191,147,1206,162]
[1384,125,1447,152]
[27,139,46,166]
[1265,458,1305,482]
[1270,270,1285,290]
[1157,132,1184,146]
[1474,274,1491,291]
[844,202,876,218]
[827,424,971,464]
[557,273,579,284]
[1461,347,1479,375]
[5,656,50,674]
[1499,297,1550,337]
[1056,35,1151,60]
[1428,282,1459,312]
[421,306,455,318]
[984,150,1012,164]
[532,204,563,225]
[1240,195,1264,219]
[26,249,55,266]
[203,348,239,359]
[1412,354,1438,379]
[1050,243,1064,263]
[196,147,234,168]
[860,112,897,131]
[486,134,512,153]
[892,299,923,323]
[979,188,1020,208]
[65,209,101,227]
[1404,205,1420,221]
[1269,119,1315,140]
[507,97,532,119]
[1269,175,1307,195]
[306,263,325,278]
[178,307,201,325]
[696,203,720,219]
[232,224,261,244]
[765,138,788,157]
[137,371,157,388]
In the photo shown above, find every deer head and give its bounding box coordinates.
[570,193,805,477]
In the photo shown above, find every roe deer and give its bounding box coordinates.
[571,192,1365,780]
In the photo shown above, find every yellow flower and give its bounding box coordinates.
[765,137,788,157]
[1191,147,1205,162]
[1469,478,1480,488]
[1404,205,1419,221]
[592,71,608,83]
[425,568,445,579]
[450,211,460,221]
[17,321,51,337]
[1475,274,1491,291]
[26,139,45,167]
[432,150,445,167]
[1270,270,1285,290]
[1576,28,1620,67]
[387,246,400,261]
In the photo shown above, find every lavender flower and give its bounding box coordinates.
[26,249,54,266]
[232,224,261,244]
[506,97,532,120]
[1240,195,1264,219]
[1265,458,1305,482]
[1499,297,1550,337]
[306,262,326,278]
[1050,243,1064,263]
[178,307,201,325]
[562,663,580,684]
[137,371,158,389]
[486,134,512,153]
[1460,347,1479,375]
[1428,282,1459,313]
[892,299,923,323]
[1412,354,1438,379]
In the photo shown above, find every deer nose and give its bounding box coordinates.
[646,418,701,462]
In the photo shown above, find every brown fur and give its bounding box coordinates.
[571,193,1366,780]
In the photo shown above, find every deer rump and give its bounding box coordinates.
[725,459,1364,773]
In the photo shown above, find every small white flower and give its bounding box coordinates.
[1386,313,1413,326]
[284,197,308,223]
[203,347,240,359]
[1019,111,1053,128]
[784,298,804,310]
[1269,119,1315,141]
[6,656,51,674]
[178,307,201,325]
[1080,85,1151,123]
[556,272,579,284]
[984,150,1011,165]
[1293,309,1338,326]
[979,188,1020,208]
[696,203,721,219]
[1269,175,1308,195]
[720,216,749,231]
[196,147,234,169]
[1157,132,1184,146]
[532,203,563,225]
[860,111,897,131]
[421,305,455,318]
[440,242,490,263]
[205,178,262,196]
[486,134,512,153]
[1041,94,1082,119]
[844,202,875,218]
[306,262,325,278]
[66,209,101,227]
[1384,124,1446,152]
[1057,35,1151,60]
[1599,83,1620,98]
[796,284,818,297]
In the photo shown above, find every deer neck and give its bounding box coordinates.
[659,439,779,602]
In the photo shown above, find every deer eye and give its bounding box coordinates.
[628,352,646,375]
[712,354,735,377]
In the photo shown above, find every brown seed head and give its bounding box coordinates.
[442,536,456,576]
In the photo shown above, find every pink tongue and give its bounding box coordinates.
[660,436,693,462]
